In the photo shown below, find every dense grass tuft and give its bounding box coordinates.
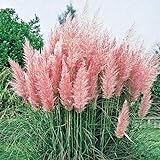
[0,69,160,160]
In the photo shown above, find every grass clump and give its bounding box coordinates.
[0,95,159,160]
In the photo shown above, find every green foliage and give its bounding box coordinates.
[0,68,23,117]
[0,81,158,160]
[132,128,160,160]
[152,75,160,98]
[151,44,160,116]
[0,107,159,159]
[0,8,43,70]
[0,103,124,159]
[151,75,160,115]
[58,3,76,24]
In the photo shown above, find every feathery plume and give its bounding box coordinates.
[114,42,132,96]
[23,39,41,107]
[36,57,55,112]
[138,92,151,118]
[59,59,73,110]
[87,56,101,100]
[102,53,118,99]
[9,59,28,101]
[73,64,90,113]
[100,32,116,68]
[49,41,63,94]
[25,72,40,108]
[23,38,35,70]
[115,100,129,138]
[42,29,60,61]
[138,56,159,117]
[141,55,159,94]
[24,46,40,108]
[129,53,159,101]
[128,53,143,101]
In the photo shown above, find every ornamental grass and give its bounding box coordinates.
[8,11,159,159]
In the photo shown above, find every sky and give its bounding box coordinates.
[0,0,160,49]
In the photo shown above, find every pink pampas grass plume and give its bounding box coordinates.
[115,100,129,138]
[9,59,28,102]
[128,52,143,101]
[59,59,73,110]
[54,40,62,56]
[100,32,116,67]
[73,64,90,113]
[129,52,159,101]
[36,57,56,112]
[42,29,60,61]
[136,54,158,117]
[23,40,40,108]
[138,92,151,118]
[49,41,63,94]
[114,42,132,96]
[102,53,118,99]
[87,56,101,100]
[141,55,159,94]
[23,38,35,70]
[100,32,117,98]
[25,72,40,109]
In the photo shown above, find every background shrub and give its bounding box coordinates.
[151,44,160,116]
[0,68,23,117]
[0,8,43,70]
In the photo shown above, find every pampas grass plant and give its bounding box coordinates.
[5,9,159,160]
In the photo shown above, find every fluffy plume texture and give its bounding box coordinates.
[23,40,40,108]
[23,38,35,70]
[87,55,101,100]
[141,55,159,94]
[25,72,39,108]
[138,92,151,118]
[115,100,129,138]
[9,12,159,116]
[59,59,73,110]
[136,55,158,117]
[9,59,28,101]
[49,41,63,94]
[100,32,116,67]
[35,56,55,112]
[42,29,60,61]
[73,64,90,113]
[128,53,144,101]
[129,53,159,102]
[102,52,118,99]
[114,42,132,96]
